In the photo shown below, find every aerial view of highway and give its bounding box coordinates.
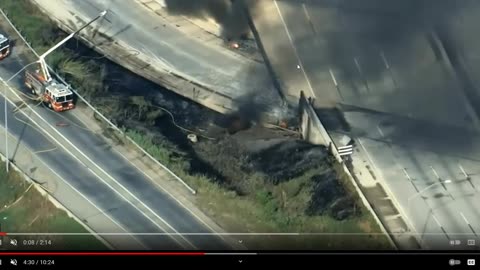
[0,0,478,254]
[0,2,236,251]
[252,0,480,249]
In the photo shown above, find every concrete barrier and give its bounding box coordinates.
[298,91,397,249]
[298,93,330,146]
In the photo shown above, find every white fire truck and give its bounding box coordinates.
[0,33,11,60]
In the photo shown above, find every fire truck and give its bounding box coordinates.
[23,10,107,112]
[24,68,74,112]
[0,33,10,60]
[23,35,75,112]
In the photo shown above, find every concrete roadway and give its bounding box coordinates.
[441,1,480,121]
[0,39,231,250]
[258,0,480,249]
[34,0,282,111]
[339,110,480,249]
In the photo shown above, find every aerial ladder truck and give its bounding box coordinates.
[0,33,10,60]
[24,10,107,112]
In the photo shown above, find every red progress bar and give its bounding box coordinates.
[0,232,7,236]
[0,252,205,256]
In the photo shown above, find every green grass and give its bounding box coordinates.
[0,0,56,48]
[0,164,29,206]
[124,129,392,249]
[0,0,393,249]
[0,163,106,250]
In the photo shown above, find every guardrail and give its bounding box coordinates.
[0,8,197,195]
[298,91,397,249]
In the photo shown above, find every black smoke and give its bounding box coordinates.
[164,0,255,40]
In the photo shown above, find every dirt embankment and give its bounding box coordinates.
[48,30,358,222]
[189,125,358,220]
[86,48,359,221]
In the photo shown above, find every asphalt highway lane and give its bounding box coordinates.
[0,34,231,250]
[259,0,480,249]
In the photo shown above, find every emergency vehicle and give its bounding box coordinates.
[0,33,10,60]
[24,68,74,112]
[22,10,107,112]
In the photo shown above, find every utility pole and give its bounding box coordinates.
[3,77,8,172]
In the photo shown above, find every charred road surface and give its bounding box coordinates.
[31,0,283,118]
[253,0,480,249]
[0,36,232,250]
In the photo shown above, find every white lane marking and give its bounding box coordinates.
[0,79,194,249]
[274,0,316,98]
[430,166,441,180]
[41,122,196,248]
[354,57,370,92]
[302,3,316,34]
[67,112,230,244]
[26,151,143,250]
[329,68,338,87]
[402,168,412,182]
[109,147,237,246]
[67,107,240,248]
[376,125,385,137]
[458,164,468,179]
[432,214,442,228]
[353,57,362,75]
[357,137,422,240]
[380,51,390,69]
[460,212,470,225]
[0,92,145,250]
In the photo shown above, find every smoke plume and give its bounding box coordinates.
[164,0,254,39]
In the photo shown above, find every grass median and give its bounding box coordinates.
[0,162,106,250]
[0,0,392,250]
